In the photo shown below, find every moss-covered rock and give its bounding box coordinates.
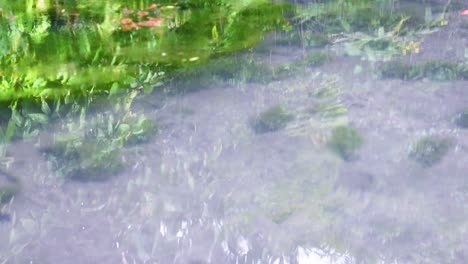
[252,105,294,134]
[409,136,451,167]
[328,126,364,161]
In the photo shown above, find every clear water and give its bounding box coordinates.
[1,1,468,263]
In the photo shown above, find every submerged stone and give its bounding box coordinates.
[409,136,451,167]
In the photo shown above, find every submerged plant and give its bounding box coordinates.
[328,126,364,161]
[409,136,451,167]
[303,52,330,67]
[380,60,468,81]
[252,105,294,134]
[42,91,158,181]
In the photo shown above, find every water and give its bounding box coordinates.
[1,0,468,263]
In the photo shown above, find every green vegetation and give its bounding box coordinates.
[328,126,364,161]
[455,110,468,129]
[277,32,329,48]
[41,91,158,181]
[409,136,451,167]
[380,60,468,81]
[252,105,294,134]
[303,52,330,67]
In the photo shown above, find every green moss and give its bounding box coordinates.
[0,184,18,204]
[409,136,451,167]
[252,105,294,134]
[455,110,468,129]
[328,126,364,161]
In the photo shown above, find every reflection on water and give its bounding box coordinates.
[1,0,468,263]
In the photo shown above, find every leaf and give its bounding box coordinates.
[27,113,49,124]
[212,25,219,42]
[109,82,120,96]
[5,118,16,142]
[41,98,51,115]
[11,109,24,127]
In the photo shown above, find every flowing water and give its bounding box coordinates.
[1,1,468,263]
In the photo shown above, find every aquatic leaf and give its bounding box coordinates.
[27,113,49,124]
[41,98,51,116]
[5,118,16,142]
[212,24,219,42]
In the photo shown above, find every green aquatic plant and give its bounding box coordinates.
[277,31,329,48]
[380,60,468,81]
[380,61,413,79]
[304,52,330,67]
[42,139,124,181]
[41,91,158,181]
[328,126,364,161]
[409,136,451,167]
[252,105,294,134]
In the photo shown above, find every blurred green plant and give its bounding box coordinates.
[409,136,451,167]
[41,90,158,181]
[380,60,468,81]
[252,105,294,134]
[328,125,363,161]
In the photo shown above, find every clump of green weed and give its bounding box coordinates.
[304,52,329,67]
[42,91,158,181]
[380,60,468,81]
[276,32,329,48]
[455,110,468,129]
[380,61,413,79]
[328,126,364,161]
[303,33,329,48]
[252,105,294,134]
[42,139,124,182]
[0,184,18,204]
[409,136,451,167]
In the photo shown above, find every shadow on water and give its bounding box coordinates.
[1,0,468,263]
